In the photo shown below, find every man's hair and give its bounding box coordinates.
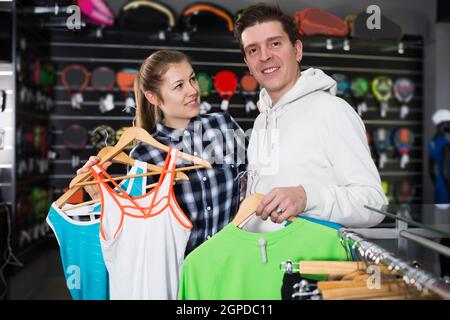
[234,3,299,56]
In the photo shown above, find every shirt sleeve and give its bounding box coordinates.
[301,99,388,228]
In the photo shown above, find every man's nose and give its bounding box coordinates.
[260,47,272,61]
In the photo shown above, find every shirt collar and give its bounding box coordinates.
[155,116,201,139]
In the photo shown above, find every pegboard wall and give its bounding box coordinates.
[11,2,424,250]
[44,28,424,205]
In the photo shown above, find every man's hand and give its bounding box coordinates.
[255,186,307,224]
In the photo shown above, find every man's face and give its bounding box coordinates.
[241,21,302,103]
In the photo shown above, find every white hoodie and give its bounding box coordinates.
[245,68,387,232]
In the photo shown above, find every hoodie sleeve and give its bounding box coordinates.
[301,99,387,228]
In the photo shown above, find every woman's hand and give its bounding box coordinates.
[76,156,112,200]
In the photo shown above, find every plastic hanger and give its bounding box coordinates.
[55,126,212,209]
[231,194,296,228]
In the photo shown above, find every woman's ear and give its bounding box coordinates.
[144,91,159,106]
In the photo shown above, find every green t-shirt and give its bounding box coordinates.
[179,217,351,300]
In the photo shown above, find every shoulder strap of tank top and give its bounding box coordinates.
[90,148,174,216]
[90,164,148,217]
[145,148,177,212]
[157,148,179,197]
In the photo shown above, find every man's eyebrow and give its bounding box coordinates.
[244,36,284,51]
[266,36,283,42]
[171,71,195,86]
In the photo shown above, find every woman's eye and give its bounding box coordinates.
[191,77,197,82]
[174,84,182,90]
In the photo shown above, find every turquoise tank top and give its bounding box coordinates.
[46,161,147,300]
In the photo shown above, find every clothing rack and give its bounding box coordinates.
[360,205,450,259]
[399,231,450,258]
[338,228,450,299]
[280,228,450,299]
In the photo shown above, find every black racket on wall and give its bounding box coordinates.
[63,124,88,168]
[91,66,116,113]
[61,64,90,110]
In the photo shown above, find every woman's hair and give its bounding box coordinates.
[134,50,191,133]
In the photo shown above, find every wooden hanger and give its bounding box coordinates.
[319,282,414,300]
[70,127,211,188]
[55,127,212,209]
[97,146,189,180]
[318,280,438,300]
[231,194,296,228]
[297,261,392,277]
[73,148,207,189]
[62,180,168,212]
[61,146,188,212]
[61,156,207,211]
[318,278,406,291]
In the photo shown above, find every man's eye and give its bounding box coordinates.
[272,41,280,47]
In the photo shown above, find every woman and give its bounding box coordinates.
[78,50,248,255]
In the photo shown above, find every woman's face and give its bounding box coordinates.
[148,60,200,129]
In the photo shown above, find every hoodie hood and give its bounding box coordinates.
[258,68,337,115]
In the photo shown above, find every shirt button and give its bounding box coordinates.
[231,165,235,168]
[202,176,208,181]
[207,206,212,211]
[206,235,211,240]
[193,152,198,156]
[184,131,190,136]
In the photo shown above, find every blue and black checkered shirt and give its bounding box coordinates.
[130,113,248,253]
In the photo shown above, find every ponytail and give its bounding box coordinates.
[134,76,160,133]
[134,50,191,134]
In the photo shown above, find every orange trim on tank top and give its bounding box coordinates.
[167,151,193,230]
[96,172,108,241]
[92,148,172,239]
[92,148,192,236]
[92,168,126,240]
[93,160,166,217]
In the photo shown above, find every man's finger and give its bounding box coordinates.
[276,206,297,224]
[269,212,279,223]
[261,196,282,220]
[255,190,277,216]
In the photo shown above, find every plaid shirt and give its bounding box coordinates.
[130,113,248,253]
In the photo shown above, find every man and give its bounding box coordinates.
[234,4,387,231]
